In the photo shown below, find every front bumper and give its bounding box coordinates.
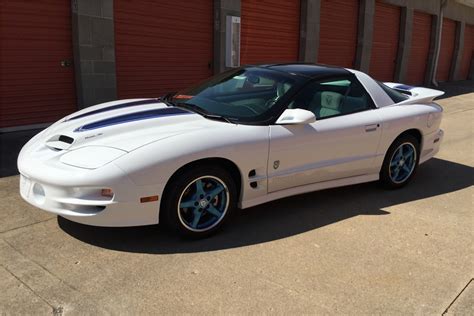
[18,161,163,227]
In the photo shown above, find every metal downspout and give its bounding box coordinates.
[431,0,449,86]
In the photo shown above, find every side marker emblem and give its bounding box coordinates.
[273,160,280,170]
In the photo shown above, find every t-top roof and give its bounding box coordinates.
[254,63,351,78]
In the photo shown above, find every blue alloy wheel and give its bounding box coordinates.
[389,142,417,184]
[177,176,230,232]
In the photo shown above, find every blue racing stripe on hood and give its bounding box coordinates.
[66,99,162,121]
[74,107,192,132]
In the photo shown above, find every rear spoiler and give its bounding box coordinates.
[384,82,445,105]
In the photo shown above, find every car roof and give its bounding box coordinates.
[252,63,351,78]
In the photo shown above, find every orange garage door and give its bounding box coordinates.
[370,1,401,81]
[0,1,76,128]
[114,1,213,98]
[436,18,456,82]
[459,24,474,80]
[406,11,432,85]
[318,0,358,68]
[241,0,300,64]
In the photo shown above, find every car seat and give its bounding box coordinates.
[308,91,343,118]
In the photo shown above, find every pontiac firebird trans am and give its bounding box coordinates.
[18,64,445,237]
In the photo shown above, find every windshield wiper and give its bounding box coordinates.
[159,94,203,114]
[159,92,176,107]
[176,102,235,124]
[200,113,235,124]
[174,102,204,114]
[160,97,235,124]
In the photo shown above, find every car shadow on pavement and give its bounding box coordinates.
[58,157,473,254]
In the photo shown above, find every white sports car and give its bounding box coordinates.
[18,64,444,237]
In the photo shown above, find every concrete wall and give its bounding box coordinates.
[71,0,117,109]
[443,0,474,23]
[384,0,474,22]
[394,7,414,82]
[354,0,375,73]
[213,0,241,74]
[299,0,320,63]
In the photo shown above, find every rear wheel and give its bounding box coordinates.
[380,134,420,189]
[161,165,237,238]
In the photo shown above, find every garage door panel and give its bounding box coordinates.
[436,18,456,82]
[369,1,401,82]
[460,24,474,80]
[115,0,213,99]
[2,103,77,115]
[241,0,300,64]
[318,0,358,68]
[406,11,432,85]
[0,0,76,128]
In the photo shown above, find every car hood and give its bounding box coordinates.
[35,99,225,152]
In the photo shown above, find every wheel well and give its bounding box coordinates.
[396,129,422,146]
[160,157,242,214]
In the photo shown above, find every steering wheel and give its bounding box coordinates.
[264,96,279,107]
[264,83,287,107]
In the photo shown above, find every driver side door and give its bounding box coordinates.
[267,76,382,192]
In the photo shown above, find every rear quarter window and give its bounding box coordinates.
[377,81,409,103]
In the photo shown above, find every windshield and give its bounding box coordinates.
[170,67,296,123]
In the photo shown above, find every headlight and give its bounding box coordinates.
[60,146,127,169]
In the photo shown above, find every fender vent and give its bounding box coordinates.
[248,169,258,188]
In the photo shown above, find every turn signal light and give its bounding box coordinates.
[140,195,159,203]
[101,188,114,197]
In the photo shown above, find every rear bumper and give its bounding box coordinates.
[420,129,444,164]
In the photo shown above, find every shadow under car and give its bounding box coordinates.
[58,158,473,254]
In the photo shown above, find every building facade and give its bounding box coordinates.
[1,0,473,131]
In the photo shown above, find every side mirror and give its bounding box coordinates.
[276,109,316,125]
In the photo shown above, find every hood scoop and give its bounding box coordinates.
[46,135,75,151]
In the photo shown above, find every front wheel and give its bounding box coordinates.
[161,165,237,238]
[379,134,420,189]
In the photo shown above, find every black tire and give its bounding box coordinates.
[379,134,420,189]
[160,165,237,238]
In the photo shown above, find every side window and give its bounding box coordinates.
[289,77,373,119]
[343,79,374,114]
[376,81,409,103]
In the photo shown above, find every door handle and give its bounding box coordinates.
[365,124,379,132]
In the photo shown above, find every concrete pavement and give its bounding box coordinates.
[0,90,473,314]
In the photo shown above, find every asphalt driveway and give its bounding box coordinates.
[0,87,473,314]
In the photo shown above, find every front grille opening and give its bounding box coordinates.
[58,135,74,144]
[59,203,106,215]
